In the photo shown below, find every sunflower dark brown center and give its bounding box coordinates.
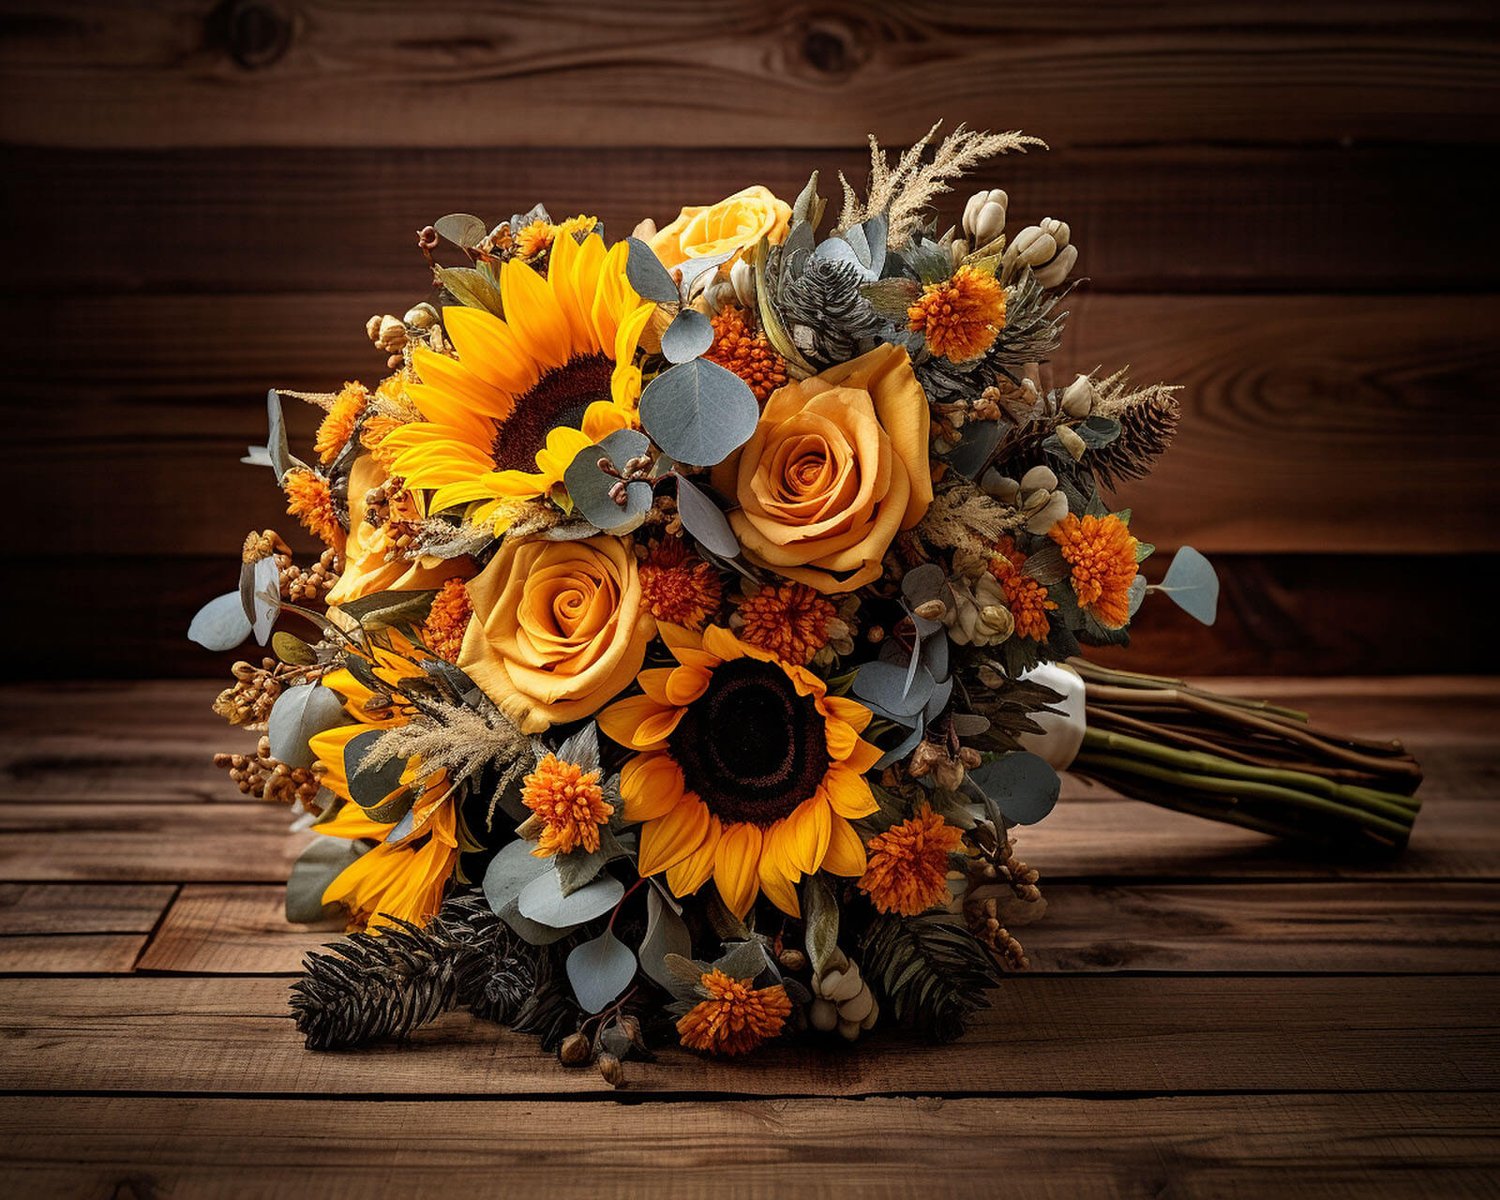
[490,352,613,471]
[668,657,830,827]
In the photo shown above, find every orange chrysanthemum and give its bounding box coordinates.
[1049,512,1139,629]
[422,577,473,663]
[907,266,1006,362]
[734,582,835,666]
[515,219,555,259]
[284,468,343,547]
[858,803,963,916]
[522,752,613,857]
[639,538,723,630]
[706,306,788,404]
[676,969,793,1056]
[316,382,370,465]
[989,537,1058,642]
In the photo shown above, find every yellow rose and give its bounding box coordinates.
[711,344,933,594]
[648,185,792,266]
[459,536,655,733]
[325,454,471,606]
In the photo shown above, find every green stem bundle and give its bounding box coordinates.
[1066,659,1423,852]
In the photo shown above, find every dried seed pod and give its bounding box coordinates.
[558,1032,591,1066]
[596,1052,625,1088]
[962,187,1009,248]
[1055,424,1087,462]
[403,303,438,330]
[1060,374,1095,418]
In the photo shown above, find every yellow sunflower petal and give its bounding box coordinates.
[619,752,686,821]
[784,793,832,876]
[636,668,678,706]
[638,794,711,877]
[820,814,868,877]
[666,815,721,897]
[821,694,874,734]
[441,305,537,398]
[499,257,572,371]
[757,834,801,917]
[712,821,763,919]
[823,764,879,819]
[598,694,678,751]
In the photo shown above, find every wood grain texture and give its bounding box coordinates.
[4,974,1495,1096]
[14,293,1497,558]
[133,880,1500,976]
[3,1094,1496,1200]
[7,143,1494,294]
[3,2,1497,149]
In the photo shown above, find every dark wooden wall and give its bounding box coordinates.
[3,1,1497,678]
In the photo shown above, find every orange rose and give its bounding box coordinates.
[648,185,791,266]
[459,536,655,733]
[325,454,471,606]
[711,344,933,594]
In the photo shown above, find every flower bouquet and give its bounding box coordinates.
[192,123,1418,1080]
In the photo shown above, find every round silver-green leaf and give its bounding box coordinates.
[639,358,759,467]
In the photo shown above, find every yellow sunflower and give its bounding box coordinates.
[597,625,881,919]
[383,230,655,530]
[308,637,460,931]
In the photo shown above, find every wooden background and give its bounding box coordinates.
[2,0,1498,678]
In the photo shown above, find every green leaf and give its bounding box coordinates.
[672,473,739,558]
[712,939,771,982]
[639,887,693,991]
[267,683,348,769]
[859,277,921,320]
[791,170,824,230]
[435,266,503,315]
[966,751,1059,826]
[566,929,638,1014]
[1157,545,1219,626]
[187,591,251,652]
[245,555,281,645]
[639,358,759,467]
[1021,542,1067,586]
[337,589,438,631]
[562,434,653,535]
[518,870,623,929]
[802,874,840,977]
[625,237,680,301]
[482,838,573,946]
[343,729,406,811]
[660,308,715,364]
[272,631,318,666]
[285,836,365,924]
[265,389,305,484]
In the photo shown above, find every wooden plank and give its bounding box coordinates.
[2,2,1496,149]
[7,143,1495,294]
[134,880,1500,976]
[0,882,174,933]
[13,293,1499,556]
[2,1094,1496,1199]
[2,975,1495,1096]
[13,554,1500,680]
[0,934,146,974]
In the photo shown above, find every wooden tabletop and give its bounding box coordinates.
[1,677,1496,1196]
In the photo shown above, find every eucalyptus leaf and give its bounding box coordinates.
[874,720,926,770]
[901,563,946,606]
[640,887,693,991]
[624,237,680,302]
[272,631,318,666]
[337,589,438,631]
[566,929,638,1014]
[267,683,348,769]
[187,591,251,652]
[712,939,771,982]
[482,837,551,916]
[802,874,840,977]
[673,473,739,558]
[518,870,624,929]
[967,752,1060,826]
[343,729,407,811]
[266,389,302,484]
[661,308,715,364]
[853,660,934,718]
[673,250,736,293]
[1127,574,1148,617]
[563,445,653,533]
[1157,545,1220,626]
[249,554,281,645]
[639,358,759,467]
[434,212,487,249]
[942,419,1002,479]
[286,836,365,924]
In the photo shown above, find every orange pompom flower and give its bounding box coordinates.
[639,538,723,631]
[705,306,788,404]
[421,577,473,663]
[315,382,369,465]
[733,582,836,666]
[907,266,1006,362]
[989,537,1058,642]
[858,803,964,916]
[283,468,343,547]
[1048,513,1139,629]
[676,969,793,1056]
[521,752,613,858]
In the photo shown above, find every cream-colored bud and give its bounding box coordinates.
[374,314,407,352]
[1036,243,1079,289]
[1006,226,1058,272]
[631,217,658,241]
[403,303,438,330]
[1019,465,1058,493]
[963,188,1009,246]
[1024,490,1069,534]
[729,257,756,308]
[950,236,970,265]
[809,997,839,1031]
[1060,374,1095,417]
[981,471,1022,505]
[1056,423,1087,462]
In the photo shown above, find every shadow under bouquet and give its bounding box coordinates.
[192,123,1417,1082]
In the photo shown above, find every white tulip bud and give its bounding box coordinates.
[963,188,1009,247]
[1036,243,1079,289]
[1060,374,1095,417]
